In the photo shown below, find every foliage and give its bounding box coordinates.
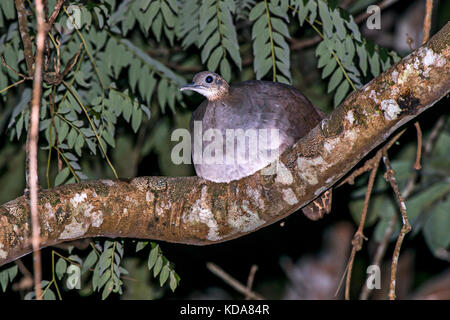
[0,0,448,299]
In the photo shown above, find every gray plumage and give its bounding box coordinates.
[181,71,324,183]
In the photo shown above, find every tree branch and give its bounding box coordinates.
[0,23,449,267]
[14,0,35,77]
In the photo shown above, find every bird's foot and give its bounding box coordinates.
[302,189,333,221]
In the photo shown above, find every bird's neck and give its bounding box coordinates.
[207,84,229,102]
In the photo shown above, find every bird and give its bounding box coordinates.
[180,71,332,220]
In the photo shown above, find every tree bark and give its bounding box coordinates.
[0,23,449,267]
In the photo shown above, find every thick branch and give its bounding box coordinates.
[0,23,449,267]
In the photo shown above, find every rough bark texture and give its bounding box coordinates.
[0,23,449,267]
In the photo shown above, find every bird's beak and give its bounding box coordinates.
[179,83,202,92]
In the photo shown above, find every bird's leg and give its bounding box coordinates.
[302,189,333,221]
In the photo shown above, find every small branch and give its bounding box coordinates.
[360,114,446,299]
[344,151,381,300]
[206,262,264,300]
[359,212,396,300]
[341,128,406,299]
[1,56,32,80]
[28,0,47,300]
[338,153,380,186]
[14,0,35,77]
[422,0,434,44]
[413,122,423,170]
[382,153,411,300]
[47,0,65,26]
[245,265,259,300]
[0,78,26,94]
[13,259,33,291]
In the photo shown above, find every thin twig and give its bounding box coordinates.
[14,0,35,77]
[0,78,26,94]
[360,116,446,299]
[340,130,406,299]
[422,0,434,44]
[413,122,423,170]
[382,152,411,300]
[206,262,264,300]
[338,129,406,187]
[47,0,65,26]
[344,151,381,300]
[1,56,31,80]
[359,212,396,300]
[28,0,47,300]
[13,259,34,291]
[245,265,258,300]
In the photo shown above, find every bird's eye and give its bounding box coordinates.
[205,76,213,83]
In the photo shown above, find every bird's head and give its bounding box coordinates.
[180,71,229,101]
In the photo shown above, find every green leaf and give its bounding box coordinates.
[58,121,70,142]
[43,289,56,300]
[356,43,368,76]
[129,59,141,91]
[55,258,68,280]
[102,130,116,148]
[157,78,169,112]
[148,245,159,270]
[327,68,343,93]
[334,80,350,106]
[54,167,70,186]
[223,38,242,69]
[369,51,380,77]
[153,255,163,277]
[135,241,148,252]
[161,1,175,28]
[82,250,98,274]
[8,265,18,282]
[318,1,333,37]
[201,33,220,64]
[220,59,231,82]
[131,107,143,133]
[159,264,170,286]
[321,58,337,78]
[331,9,346,40]
[423,198,450,255]
[207,46,223,72]
[252,15,268,40]
[102,280,114,300]
[169,271,178,291]
[249,2,265,21]
[270,18,290,39]
[81,128,95,138]
[1,0,15,19]
[297,0,309,25]
[99,270,111,289]
[67,128,77,149]
[152,13,163,41]
[0,269,8,292]
[74,134,84,156]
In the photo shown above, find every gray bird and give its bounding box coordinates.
[180,71,332,220]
